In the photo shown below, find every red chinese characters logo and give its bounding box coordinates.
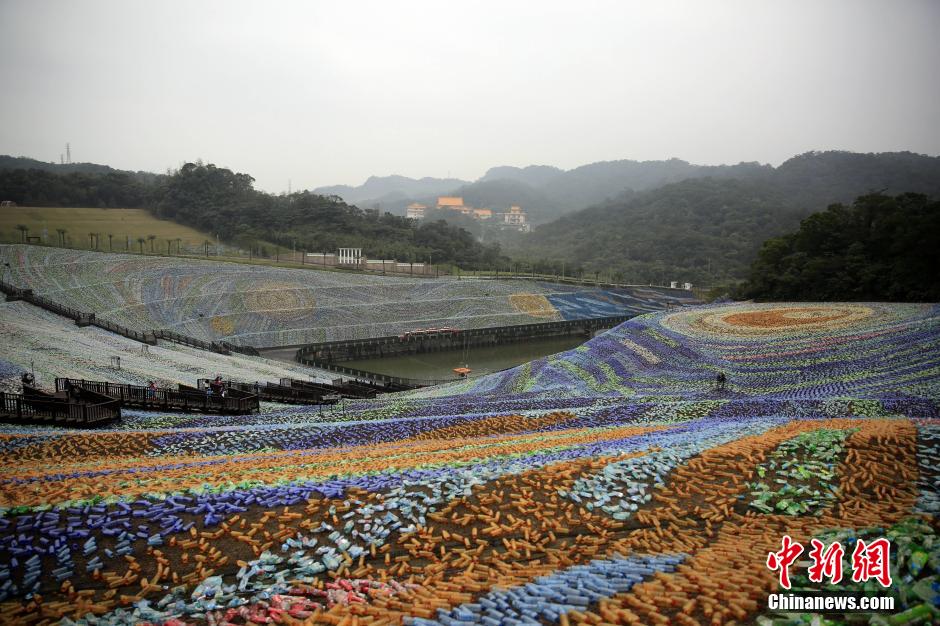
[807,538,844,584]
[851,537,893,588]
[766,535,804,589]
[767,536,892,589]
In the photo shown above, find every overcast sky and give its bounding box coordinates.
[1,0,938,193]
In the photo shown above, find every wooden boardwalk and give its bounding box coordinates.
[199,379,345,405]
[196,377,395,405]
[57,379,260,415]
[0,387,120,426]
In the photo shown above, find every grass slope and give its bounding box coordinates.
[0,207,214,252]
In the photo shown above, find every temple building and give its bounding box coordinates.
[428,196,530,230]
[436,196,465,209]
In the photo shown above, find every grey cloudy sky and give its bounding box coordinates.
[1,0,938,193]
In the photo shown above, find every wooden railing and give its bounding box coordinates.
[56,378,260,415]
[0,388,120,425]
[0,279,244,352]
[197,378,342,404]
[221,342,261,357]
[152,330,230,354]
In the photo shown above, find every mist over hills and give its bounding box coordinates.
[313,174,471,206]
[0,155,159,182]
[506,151,940,286]
[3,150,938,286]
[311,152,940,235]
[315,157,778,223]
[309,151,940,285]
[480,165,564,188]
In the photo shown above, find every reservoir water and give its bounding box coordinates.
[341,335,584,380]
[262,335,586,381]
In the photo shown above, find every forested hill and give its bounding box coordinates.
[0,155,159,180]
[508,151,940,285]
[151,163,503,267]
[511,178,797,285]
[3,150,938,279]
[0,160,504,268]
[773,151,940,207]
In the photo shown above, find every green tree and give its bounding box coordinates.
[740,193,940,302]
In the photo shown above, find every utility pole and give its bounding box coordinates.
[66,143,71,164]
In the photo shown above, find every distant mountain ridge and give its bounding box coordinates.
[315,151,938,227]
[3,149,938,286]
[507,150,940,285]
[0,155,158,181]
[313,174,471,206]
[320,157,776,223]
[480,164,563,187]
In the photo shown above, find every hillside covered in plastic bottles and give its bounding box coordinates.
[0,302,937,625]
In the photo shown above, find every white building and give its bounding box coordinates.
[337,248,362,265]
[406,203,427,219]
[499,205,530,232]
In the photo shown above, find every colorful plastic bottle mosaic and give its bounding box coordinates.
[0,300,938,625]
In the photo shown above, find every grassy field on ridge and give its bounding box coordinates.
[0,206,215,252]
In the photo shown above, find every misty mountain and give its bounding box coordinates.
[480,164,564,187]
[449,179,561,216]
[312,174,470,206]
[540,159,773,212]
[507,151,940,285]
[773,150,940,207]
[332,158,774,224]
